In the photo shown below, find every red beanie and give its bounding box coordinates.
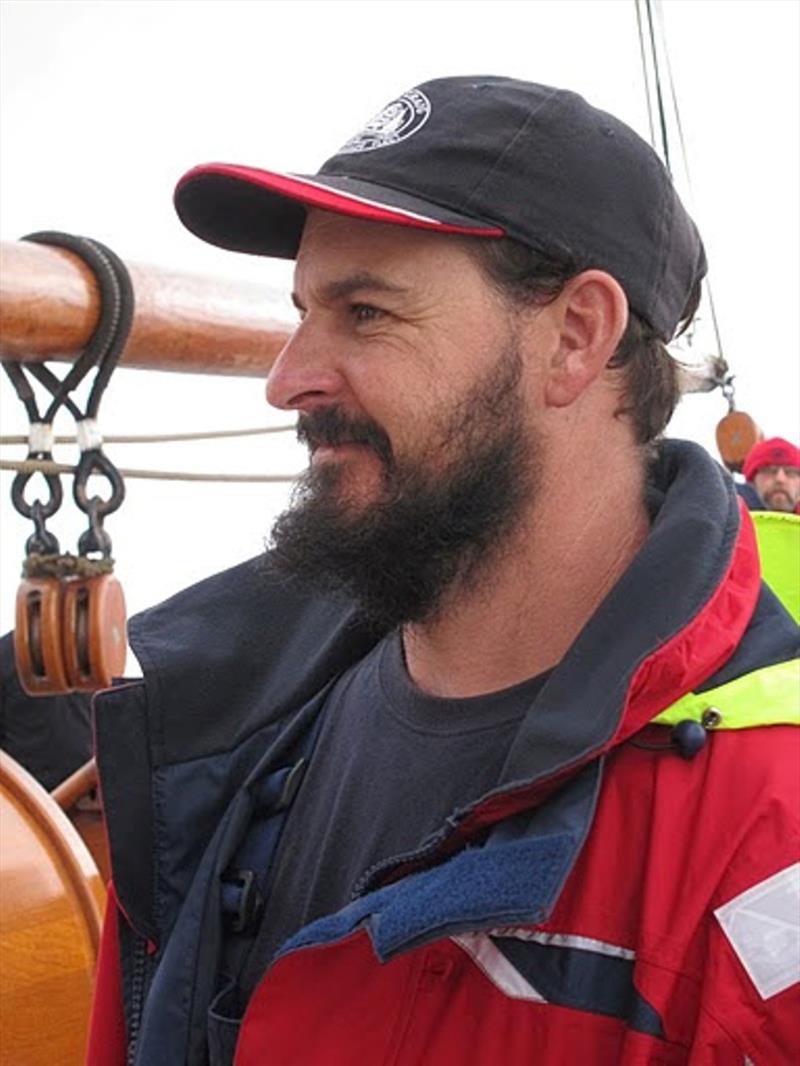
[743,437,800,482]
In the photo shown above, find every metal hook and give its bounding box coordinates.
[24,499,61,556]
[77,497,113,559]
[720,374,737,413]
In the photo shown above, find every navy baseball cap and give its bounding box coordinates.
[175,75,707,340]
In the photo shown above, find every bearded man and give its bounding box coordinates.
[80,78,798,1064]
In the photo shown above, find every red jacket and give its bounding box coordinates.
[87,442,799,1065]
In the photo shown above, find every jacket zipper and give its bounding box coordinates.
[352,816,462,898]
[126,935,153,1066]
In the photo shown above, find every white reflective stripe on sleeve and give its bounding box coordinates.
[29,422,54,453]
[76,418,103,451]
[715,862,800,1000]
[452,933,547,1003]
[487,926,635,961]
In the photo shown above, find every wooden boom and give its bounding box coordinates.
[0,240,293,377]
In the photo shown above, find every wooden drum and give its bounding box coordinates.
[0,751,106,1065]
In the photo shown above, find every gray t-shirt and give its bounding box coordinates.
[243,630,549,985]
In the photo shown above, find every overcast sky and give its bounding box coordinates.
[1,0,798,633]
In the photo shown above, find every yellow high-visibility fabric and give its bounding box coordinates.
[752,510,800,624]
[652,658,800,730]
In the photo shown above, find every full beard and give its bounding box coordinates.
[763,489,796,513]
[267,342,538,631]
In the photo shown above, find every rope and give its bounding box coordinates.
[3,232,135,559]
[0,458,299,484]
[0,424,296,446]
[23,553,115,579]
[2,233,135,425]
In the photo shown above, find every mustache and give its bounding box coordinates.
[296,407,394,467]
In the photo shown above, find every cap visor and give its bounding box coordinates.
[174,163,505,257]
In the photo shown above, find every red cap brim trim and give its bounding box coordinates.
[176,163,506,238]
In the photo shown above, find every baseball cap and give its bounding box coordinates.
[743,438,800,482]
[175,75,707,340]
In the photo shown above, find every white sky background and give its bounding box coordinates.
[0,0,798,635]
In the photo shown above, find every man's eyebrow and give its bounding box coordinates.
[291,273,410,310]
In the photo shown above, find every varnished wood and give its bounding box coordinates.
[51,758,99,813]
[716,410,762,472]
[14,577,71,696]
[66,806,111,887]
[0,239,293,377]
[52,759,111,886]
[0,751,106,1066]
[61,574,127,691]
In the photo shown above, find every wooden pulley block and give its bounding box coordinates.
[14,573,127,695]
[61,574,127,691]
[14,576,71,696]
[716,411,762,473]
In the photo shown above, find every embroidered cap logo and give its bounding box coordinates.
[338,90,431,154]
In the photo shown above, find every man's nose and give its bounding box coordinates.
[266,323,345,412]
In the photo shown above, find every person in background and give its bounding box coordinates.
[742,437,800,513]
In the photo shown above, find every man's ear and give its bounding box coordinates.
[543,270,629,408]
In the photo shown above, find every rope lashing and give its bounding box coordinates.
[3,232,133,558]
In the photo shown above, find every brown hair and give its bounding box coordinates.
[469,237,701,445]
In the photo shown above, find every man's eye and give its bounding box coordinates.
[350,303,383,322]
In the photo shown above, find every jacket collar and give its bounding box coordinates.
[360,440,760,888]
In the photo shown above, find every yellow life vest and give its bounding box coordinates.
[654,511,799,731]
[751,510,800,624]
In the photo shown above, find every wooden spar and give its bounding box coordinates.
[0,240,294,377]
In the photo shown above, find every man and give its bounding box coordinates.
[87,78,798,1064]
[743,436,800,513]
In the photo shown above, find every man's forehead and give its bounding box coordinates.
[298,208,467,256]
[294,210,483,290]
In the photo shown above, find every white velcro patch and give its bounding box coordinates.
[715,863,800,1000]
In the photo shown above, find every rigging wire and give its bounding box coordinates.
[644,0,672,171]
[0,423,301,483]
[651,0,726,364]
[0,424,296,446]
[634,0,727,365]
[634,0,657,149]
[0,457,299,484]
